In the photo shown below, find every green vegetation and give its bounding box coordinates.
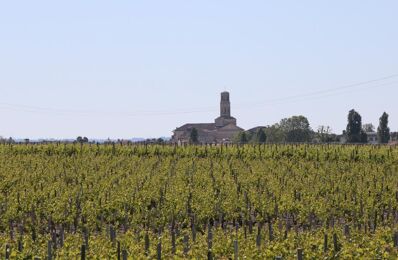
[346,109,368,143]
[1,143,398,259]
[378,112,391,144]
[189,128,198,144]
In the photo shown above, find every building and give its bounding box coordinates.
[172,92,244,144]
[366,132,378,144]
[246,126,267,135]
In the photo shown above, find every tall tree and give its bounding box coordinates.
[377,112,390,143]
[235,131,248,144]
[256,128,267,143]
[189,128,199,144]
[346,109,364,143]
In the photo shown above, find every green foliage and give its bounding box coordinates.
[316,126,338,143]
[263,124,285,143]
[362,123,375,132]
[76,136,89,143]
[279,115,312,142]
[236,131,248,144]
[189,128,199,144]
[0,144,397,258]
[377,112,390,143]
[255,128,267,143]
[346,109,365,143]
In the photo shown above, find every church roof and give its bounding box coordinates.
[175,123,216,132]
[246,126,266,134]
[218,123,244,131]
[174,122,244,132]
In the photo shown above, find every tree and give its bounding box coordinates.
[263,124,284,143]
[189,128,199,144]
[77,136,89,144]
[316,125,337,143]
[360,131,368,143]
[238,131,248,144]
[255,128,267,143]
[377,112,390,143]
[279,115,312,142]
[346,109,365,143]
[362,123,375,132]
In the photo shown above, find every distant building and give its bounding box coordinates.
[366,132,378,144]
[172,92,244,144]
[246,126,266,135]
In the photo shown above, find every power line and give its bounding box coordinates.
[0,73,397,117]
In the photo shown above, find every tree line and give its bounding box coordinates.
[189,110,392,144]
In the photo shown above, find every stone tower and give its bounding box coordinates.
[215,91,237,127]
[220,91,231,117]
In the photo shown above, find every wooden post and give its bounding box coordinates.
[191,220,197,242]
[233,240,238,260]
[297,248,303,260]
[333,233,339,252]
[157,240,162,260]
[171,229,176,255]
[117,241,121,260]
[324,233,328,252]
[18,239,23,252]
[122,249,128,260]
[344,224,350,237]
[81,244,86,260]
[84,227,89,250]
[256,223,262,248]
[110,225,116,243]
[5,244,10,260]
[207,224,213,260]
[183,235,189,255]
[393,231,398,248]
[269,221,274,241]
[145,232,150,256]
[47,240,52,260]
[60,225,65,247]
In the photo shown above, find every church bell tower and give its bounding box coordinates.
[215,91,237,127]
[220,91,231,117]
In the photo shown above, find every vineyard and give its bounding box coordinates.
[1,143,398,259]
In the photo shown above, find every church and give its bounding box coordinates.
[172,92,244,144]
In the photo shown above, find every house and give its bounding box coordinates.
[366,132,378,144]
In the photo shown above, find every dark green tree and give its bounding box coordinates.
[360,131,368,143]
[346,109,364,143]
[279,115,312,142]
[77,136,89,143]
[189,128,199,144]
[256,128,267,143]
[377,112,390,143]
[263,124,284,143]
[235,131,248,144]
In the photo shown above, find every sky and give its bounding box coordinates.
[0,1,397,139]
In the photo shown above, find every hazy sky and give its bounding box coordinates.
[1,1,397,139]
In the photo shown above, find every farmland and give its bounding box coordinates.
[0,143,398,259]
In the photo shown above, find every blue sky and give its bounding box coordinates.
[0,1,397,139]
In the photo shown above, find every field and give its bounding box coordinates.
[1,143,398,259]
